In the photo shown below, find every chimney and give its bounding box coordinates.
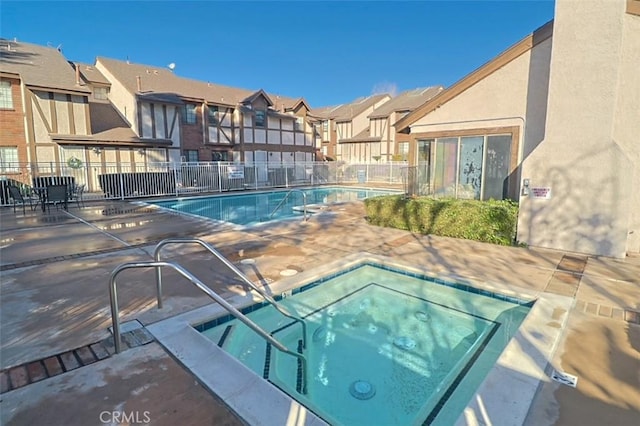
[136,76,142,92]
[75,65,81,86]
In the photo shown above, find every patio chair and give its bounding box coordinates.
[7,185,39,214]
[69,183,86,208]
[45,184,68,212]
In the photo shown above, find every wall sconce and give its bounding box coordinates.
[138,148,146,156]
[92,147,103,155]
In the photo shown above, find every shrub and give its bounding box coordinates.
[364,195,519,246]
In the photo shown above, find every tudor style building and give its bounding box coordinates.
[95,57,316,167]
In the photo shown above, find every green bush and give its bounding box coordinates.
[364,195,519,246]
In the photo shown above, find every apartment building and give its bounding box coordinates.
[95,57,316,167]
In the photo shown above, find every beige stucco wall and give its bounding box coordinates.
[95,61,138,136]
[518,0,637,257]
[613,10,640,253]
[411,38,552,134]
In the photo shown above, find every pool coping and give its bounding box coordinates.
[146,252,573,426]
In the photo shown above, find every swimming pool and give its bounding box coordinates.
[147,253,572,426]
[197,263,531,425]
[149,186,400,226]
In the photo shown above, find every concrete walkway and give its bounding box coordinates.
[0,198,638,425]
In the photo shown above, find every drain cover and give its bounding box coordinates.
[240,258,256,265]
[551,370,578,388]
[280,269,298,276]
[349,380,376,400]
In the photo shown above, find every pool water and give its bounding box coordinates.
[149,186,399,225]
[198,264,532,425]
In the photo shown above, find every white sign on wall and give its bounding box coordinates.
[531,187,552,199]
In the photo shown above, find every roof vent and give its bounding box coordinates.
[153,70,158,75]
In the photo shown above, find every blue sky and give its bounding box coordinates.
[1,1,555,107]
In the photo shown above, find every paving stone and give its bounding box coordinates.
[1,370,10,393]
[43,356,63,376]
[75,347,97,366]
[131,328,154,345]
[26,361,47,382]
[90,343,110,360]
[59,351,80,371]
[122,331,140,348]
[585,302,599,315]
[574,300,586,312]
[9,366,28,389]
[624,310,640,324]
[101,336,117,355]
[598,305,613,318]
[612,308,625,321]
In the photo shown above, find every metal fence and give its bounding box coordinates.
[0,161,408,206]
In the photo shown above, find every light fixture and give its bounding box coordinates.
[138,148,146,156]
[92,147,102,155]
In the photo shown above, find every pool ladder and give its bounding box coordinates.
[108,238,308,394]
[269,188,309,221]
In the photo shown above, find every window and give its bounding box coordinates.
[255,110,265,127]
[322,121,328,131]
[212,151,229,161]
[0,80,13,109]
[183,104,197,124]
[295,117,304,131]
[94,86,109,100]
[0,146,19,172]
[427,133,513,200]
[184,150,199,162]
[207,105,219,126]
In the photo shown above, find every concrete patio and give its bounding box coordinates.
[0,197,638,425]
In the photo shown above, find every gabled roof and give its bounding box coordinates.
[311,94,391,122]
[96,57,301,111]
[0,39,90,93]
[285,97,311,113]
[72,62,110,85]
[395,20,553,133]
[368,86,444,119]
[242,89,274,107]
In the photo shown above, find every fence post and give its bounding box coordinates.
[119,171,125,201]
[389,162,393,183]
[255,164,258,190]
[285,165,289,188]
[174,166,179,197]
[366,163,369,183]
[217,163,222,192]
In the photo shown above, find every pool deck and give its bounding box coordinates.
[1,197,639,425]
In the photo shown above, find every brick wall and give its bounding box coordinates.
[0,77,28,162]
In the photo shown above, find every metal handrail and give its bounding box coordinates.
[109,260,308,394]
[269,189,308,221]
[154,238,306,348]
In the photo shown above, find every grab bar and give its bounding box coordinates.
[154,238,307,348]
[269,189,308,221]
[109,260,308,394]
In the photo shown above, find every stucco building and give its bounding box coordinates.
[397,0,640,258]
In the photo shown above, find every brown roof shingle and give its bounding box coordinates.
[96,57,302,111]
[0,39,90,93]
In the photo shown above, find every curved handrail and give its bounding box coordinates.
[154,238,307,348]
[269,189,308,221]
[109,260,307,394]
